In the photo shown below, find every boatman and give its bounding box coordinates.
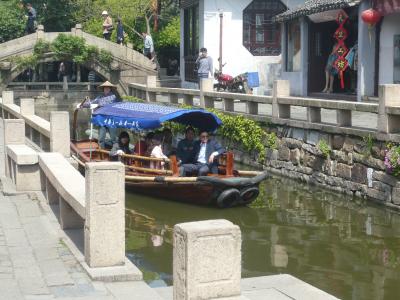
[77,81,121,149]
[176,127,196,165]
[180,131,225,176]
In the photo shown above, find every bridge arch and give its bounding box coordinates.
[0,25,157,94]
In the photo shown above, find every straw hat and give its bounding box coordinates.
[98,81,116,89]
[101,10,108,15]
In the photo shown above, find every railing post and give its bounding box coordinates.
[223,98,234,112]
[199,78,214,108]
[246,101,258,115]
[50,111,70,157]
[20,98,35,116]
[2,90,14,105]
[337,109,352,127]
[272,80,290,119]
[146,76,157,102]
[85,162,125,268]
[75,24,83,37]
[169,93,179,104]
[2,119,25,177]
[378,84,400,133]
[173,219,241,300]
[63,76,68,91]
[307,107,321,123]
[36,25,44,39]
[183,94,194,106]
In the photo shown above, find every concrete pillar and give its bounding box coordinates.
[20,98,35,116]
[337,110,352,127]
[246,101,258,115]
[50,111,70,157]
[272,80,290,119]
[378,84,400,133]
[75,24,83,37]
[169,93,179,104]
[199,78,213,108]
[173,219,241,300]
[3,119,25,177]
[63,76,68,91]
[59,197,84,229]
[183,94,194,106]
[223,98,234,112]
[146,76,157,102]
[36,25,44,39]
[307,107,321,123]
[85,162,125,268]
[2,90,14,105]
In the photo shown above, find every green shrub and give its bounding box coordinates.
[12,54,38,71]
[362,134,374,157]
[317,139,331,158]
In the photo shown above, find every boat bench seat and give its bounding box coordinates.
[38,152,86,218]
[6,145,41,191]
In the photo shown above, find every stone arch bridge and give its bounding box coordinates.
[0,25,157,95]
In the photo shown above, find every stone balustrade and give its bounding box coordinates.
[129,77,400,143]
[7,81,104,91]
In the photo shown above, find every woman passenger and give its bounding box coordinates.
[110,131,132,161]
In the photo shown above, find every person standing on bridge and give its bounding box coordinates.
[116,17,125,45]
[77,81,121,149]
[142,32,154,60]
[25,3,37,34]
[102,11,113,41]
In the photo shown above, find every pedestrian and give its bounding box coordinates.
[58,62,66,82]
[195,47,213,82]
[116,17,125,45]
[77,81,121,149]
[102,11,113,41]
[142,32,154,60]
[25,3,37,35]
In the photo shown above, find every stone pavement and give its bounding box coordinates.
[0,187,163,300]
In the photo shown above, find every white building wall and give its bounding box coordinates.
[379,13,400,85]
[181,0,304,94]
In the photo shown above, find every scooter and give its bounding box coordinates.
[214,69,248,94]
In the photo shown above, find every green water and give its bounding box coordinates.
[125,176,400,300]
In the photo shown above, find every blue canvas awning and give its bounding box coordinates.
[91,102,223,132]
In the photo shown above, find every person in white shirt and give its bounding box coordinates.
[150,134,169,170]
[142,32,154,60]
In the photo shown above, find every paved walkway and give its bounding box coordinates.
[0,187,163,300]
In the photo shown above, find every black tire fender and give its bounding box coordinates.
[239,187,259,204]
[216,188,240,208]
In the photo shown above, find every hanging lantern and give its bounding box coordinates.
[361,8,382,27]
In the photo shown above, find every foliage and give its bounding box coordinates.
[317,139,331,159]
[33,39,51,56]
[384,143,400,177]
[98,49,113,65]
[12,54,38,71]
[51,34,89,64]
[0,0,25,43]
[362,134,374,157]
[154,16,180,48]
[265,132,278,150]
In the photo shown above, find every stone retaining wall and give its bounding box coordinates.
[233,126,400,209]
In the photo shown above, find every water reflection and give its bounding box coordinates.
[125,176,400,300]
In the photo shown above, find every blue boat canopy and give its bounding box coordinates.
[91,102,223,132]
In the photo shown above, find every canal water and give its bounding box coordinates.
[125,176,400,300]
[34,103,400,300]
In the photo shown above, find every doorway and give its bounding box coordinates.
[308,8,359,97]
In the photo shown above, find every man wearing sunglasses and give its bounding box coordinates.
[180,131,225,176]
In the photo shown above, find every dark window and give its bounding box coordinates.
[243,0,286,56]
[184,4,199,82]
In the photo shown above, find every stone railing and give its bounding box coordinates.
[129,77,400,143]
[7,81,104,91]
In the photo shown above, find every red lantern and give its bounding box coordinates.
[361,8,382,26]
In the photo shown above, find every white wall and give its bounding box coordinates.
[379,13,400,85]
[181,0,304,94]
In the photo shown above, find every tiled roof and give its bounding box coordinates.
[274,0,362,22]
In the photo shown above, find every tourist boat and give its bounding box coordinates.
[70,102,268,208]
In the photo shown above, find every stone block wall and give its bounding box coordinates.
[233,126,400,208]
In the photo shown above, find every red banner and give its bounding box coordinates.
[374,0,400,16]
[333,10,349,89]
